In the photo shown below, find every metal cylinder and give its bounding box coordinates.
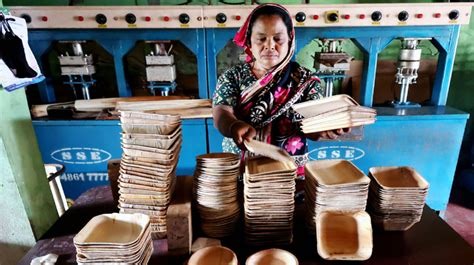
[399,49,422,61]
[398,61,421,69]
[325,79,334,97]
[72,42,83,56]
[153,44,161,55]
[328,41,337,53]
[403,39,419,49]
[82,86,90,100]
[153,43,167,56]
[399,79,409,104]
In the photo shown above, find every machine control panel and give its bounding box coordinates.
[295,12,306,23]
[10,6,204,28]
[179,13,190,24]
[398,11,409,22]
[125,13,136,24]
[202,3,472,28]
[216,13,227,24]
[20,13,32,23]
[95,13,107,25]
[371,11,383,22]
[9,3,472,29]
[325,11,339,23]
[449,10,460,20]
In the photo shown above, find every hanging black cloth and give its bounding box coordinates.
[0,14,37,78]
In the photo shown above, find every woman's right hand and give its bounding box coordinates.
[230,120,257,149]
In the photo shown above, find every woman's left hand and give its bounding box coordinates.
[306,127,351,141]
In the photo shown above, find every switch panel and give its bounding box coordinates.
[9,3,472,29]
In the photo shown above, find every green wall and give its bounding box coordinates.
[0,2,58,263]
[0,88,58,239]
[0,87,58,263]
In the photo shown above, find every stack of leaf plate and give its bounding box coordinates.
[193,153,241,238]
[74,213,153,264]
[243,140,297,246]
[118,111,182,239]
[304,159,370,235]
[292,94,376,134]
[367,166,429,231]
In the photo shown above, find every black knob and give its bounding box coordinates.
[398,11,409,21]
[328,13,339,22]
[179,13,190,24]
[449,10,459,20]
[20,14,32,24]
[125,13,136,24]
[371,11,382,22]
[295,12,306,22]
[95,13,107,25]
[216,13,227,24]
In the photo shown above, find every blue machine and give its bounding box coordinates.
[204,4,471,212]
[11,4,472,211]
[10,6,209,200]
[33,119,207,199]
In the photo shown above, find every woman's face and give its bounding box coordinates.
[250,15,290,72]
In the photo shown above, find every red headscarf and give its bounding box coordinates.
[232,3,296,105]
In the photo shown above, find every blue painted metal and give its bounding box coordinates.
[28,28,209,200]
[147,81,177,96]
[206,28,237,99]
[207,107,469,211]
[28,22,467,212]
[306,107,468,211]
[352,37,392,107]
[33,119,208,200]
[205,24,468,212]
[207,26,459,107]
[431,25,461,106]
[100,39,135,97]
[29,40,57,102]
[28,28,208,101]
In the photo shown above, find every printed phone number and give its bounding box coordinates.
[60,172,109,182]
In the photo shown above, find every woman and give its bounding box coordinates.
[213,3,349,176]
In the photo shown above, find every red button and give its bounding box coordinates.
[41,16,48,22]
[145,16,151,22]
[434,13,441,18]
[343,14,350,19]
[163,16,170,22]
[77,16,84,21]
[359,14,365,19]
[235,15,241,20]
[313,15,319,20]
[416,13,423,19]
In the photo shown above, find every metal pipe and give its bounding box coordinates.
[68,75,77,99]
[400,79,409,104]
[82,85,90,100]
[153,44,161,55]
[328,41,337,53]
[325,79,334,97]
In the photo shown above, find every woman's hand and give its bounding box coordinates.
[230,120,257,149]
[306,127,351,141]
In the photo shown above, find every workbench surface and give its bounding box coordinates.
[20,185,474,265]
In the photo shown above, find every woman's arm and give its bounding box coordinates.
[213,105,256,147]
